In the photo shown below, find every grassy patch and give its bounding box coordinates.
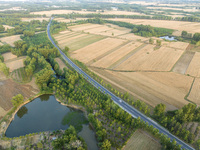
[62,111,88,132]
[11,67,31,83]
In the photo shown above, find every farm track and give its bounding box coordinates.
[109,43,147,69]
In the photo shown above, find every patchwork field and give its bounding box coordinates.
[0,35,21,47]
[54,30,105,50]
[123,130,161,150]
[108,18,200,34]
[68,23,131,37]
[54,23,197,111]
[115,45,184,71]
[30,10,145,17]
[91,42,143,68]
[185,52,200,77]
[188,78,200,105]
[71,37,127,64]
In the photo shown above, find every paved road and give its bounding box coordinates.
[47,18,194,150]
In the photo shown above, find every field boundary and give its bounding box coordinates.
[108,43,147,69]
[185,77,196,104]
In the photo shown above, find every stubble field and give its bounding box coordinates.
[54,22,198,110]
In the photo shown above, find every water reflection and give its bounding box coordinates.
[17,106,28,118]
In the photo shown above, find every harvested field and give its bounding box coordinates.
[30,10,145,17]
[5,57,26,72]
[55,58,67,70]
[54,17,87,23]
[0,79,39,112]
[162,41,189,50]
[0,42,3,46]
[173,51,195,74]
[21,17,49,22]
[185,52,200,77]
[188,78,200,105]
[123,130,161,150]
[91,42,143,68]
[71,38,127,64]
[0,35,21,47]
[118,33,148,42]
[108,18,200,34]
[2,52,17,62]
[3,25,14,31]
[90,68,193,110]
[68,23,131,37]
[54,32,106,50]
[116,45,183,71]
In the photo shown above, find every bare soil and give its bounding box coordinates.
[0,35,21,47]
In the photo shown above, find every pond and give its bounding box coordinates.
[5,95,88,138]
[160,36,176,41]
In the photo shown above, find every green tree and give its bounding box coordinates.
[149,38,154,44]
[101,139,111,150]
[181,31,188,37]
[156,40,161,46]
[0,25,5,32]
[11,94,24,107]
[153,103,166,119]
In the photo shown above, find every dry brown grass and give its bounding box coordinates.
[71,37,126,64]
[54,17,87,23]
[123,129,161,150]
[55,58,67,70]
[108,18,200,34]
[21,17,50,22]
[118,33,148,42]
[0,42,3,46]
[5,57,26,72]
[188,78,200,105]
[186,52,200,77]
[2,52,17,62]
[91,42,143,68]
[0,35,21,47]
[68,23,103,32]
[116,45,183,71]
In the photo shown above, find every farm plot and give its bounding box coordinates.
[172,51,195,74]
[71,38,127,64]
[11,67,30,83]
[188,78,200,105]
[116,45,183,71]
[162,41,189,50]
[185,52,200,77]
[0,79,39,114]
[118,33,148,42]
[91,42,143,68]
[5,57,26,72]
[91,68,193,110]
[55,32,105,51]
[108,18,200,34]
[0,35,21,47]
[68,23,103,32]
[2,52,17,62]
[123,130,161,150]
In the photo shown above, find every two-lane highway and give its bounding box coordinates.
[47,18,194,150]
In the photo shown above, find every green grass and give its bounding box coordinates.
[62,111,88,132]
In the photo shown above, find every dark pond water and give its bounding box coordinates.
[160,36,176,41]
[5,95,87,138]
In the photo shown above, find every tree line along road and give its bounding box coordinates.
[47,18,194,150]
